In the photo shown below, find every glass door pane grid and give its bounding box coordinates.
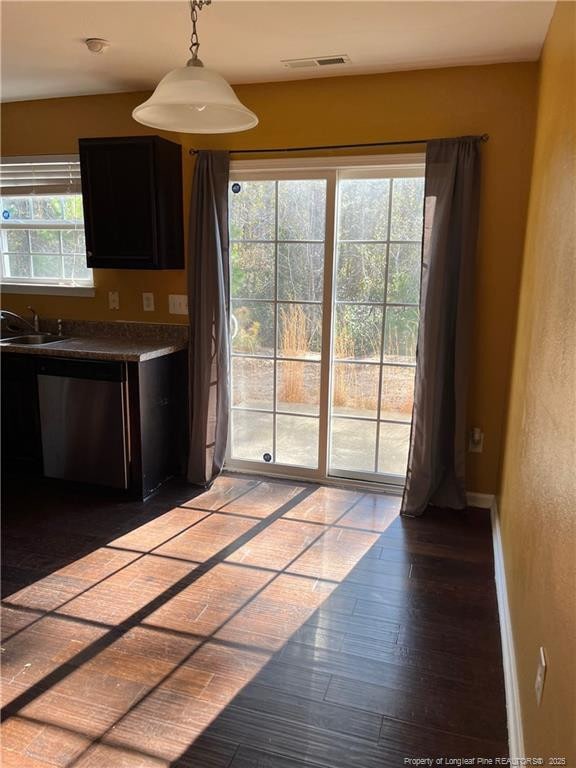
[338,239,422,246]
[230,239,324,245]
[372,179,394,476]
[229,168,422,484]
[329,175,421,480]
[231,406,321,419]
[232,298,322,306]
[232,352,322,363]
[334,301,418,308]
[271,180,279,463]
[229,178,326,469]
[233,352,415,369]
[329,413,411,426]
[332,358,416,368]
[271,181,325,465]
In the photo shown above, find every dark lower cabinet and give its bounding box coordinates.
[126,352,188,498]
[1,351,188,500]
[1,355,42,475]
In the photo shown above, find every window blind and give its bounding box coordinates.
[0,155,82,195]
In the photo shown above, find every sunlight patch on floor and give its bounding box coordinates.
[1,475,400,767]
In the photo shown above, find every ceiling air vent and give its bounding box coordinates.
[282,54,351,69]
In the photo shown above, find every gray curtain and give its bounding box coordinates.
[402,137,481,517]
[187,151,231,488]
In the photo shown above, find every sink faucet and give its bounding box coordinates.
[0,309,37,334]
[27,306,40,332]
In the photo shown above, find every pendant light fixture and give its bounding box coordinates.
[133,0,258,134]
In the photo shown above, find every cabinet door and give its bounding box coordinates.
[1,355,42,473]
[80,141,158,268]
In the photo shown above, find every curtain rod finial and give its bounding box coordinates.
[481,133,489,142]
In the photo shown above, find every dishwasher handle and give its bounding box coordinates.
[37,358,125,382]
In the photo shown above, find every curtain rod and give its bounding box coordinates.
[188,133,489,156]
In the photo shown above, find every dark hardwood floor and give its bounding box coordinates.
[1,473,508,767]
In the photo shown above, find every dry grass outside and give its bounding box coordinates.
[334,365,414,416]
[333,318,414,415]
[333,325,357,407]
[278,305,311,405]
[380,370,414,416]
[234,304,414,417]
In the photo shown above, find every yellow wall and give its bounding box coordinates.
[499,2,576,761]
[1,62,539,493]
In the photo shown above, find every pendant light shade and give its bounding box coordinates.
[132,65,258,134]
[132,0,258,134]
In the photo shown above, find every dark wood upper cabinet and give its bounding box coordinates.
[79,136,184,270]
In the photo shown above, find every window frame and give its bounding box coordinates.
[0,154,94,296]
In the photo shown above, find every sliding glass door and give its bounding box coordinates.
[229,176,328,469]
[330,173,423,482]
[227,158,424,486]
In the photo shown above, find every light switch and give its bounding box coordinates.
[169,294,188,315]
[108,291,119,310]
[142,292,155,312]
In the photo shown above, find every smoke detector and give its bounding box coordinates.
[85,38,110,55]
[282,54,351,69]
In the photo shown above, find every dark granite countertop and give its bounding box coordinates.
[0,320,188,362]
[0,336,187,362]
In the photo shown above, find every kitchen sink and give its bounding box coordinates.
[1,333,69,345]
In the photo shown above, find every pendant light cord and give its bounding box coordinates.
[189,0,211,63]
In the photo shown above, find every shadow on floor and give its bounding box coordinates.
[1,473,508,767]
[1,474,207,597]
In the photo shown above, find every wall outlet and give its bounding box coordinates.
[535,646,547,706]
[142,292,155,312]
[108,291,119,310]
[169,294,188,315]
[468,427,484,453]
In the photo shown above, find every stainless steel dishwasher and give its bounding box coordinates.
[37,358,129,489]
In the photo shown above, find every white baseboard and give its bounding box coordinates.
[490,498,525,759]
[466,491,495,508]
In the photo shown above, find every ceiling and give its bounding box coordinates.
[1,1,555,103]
